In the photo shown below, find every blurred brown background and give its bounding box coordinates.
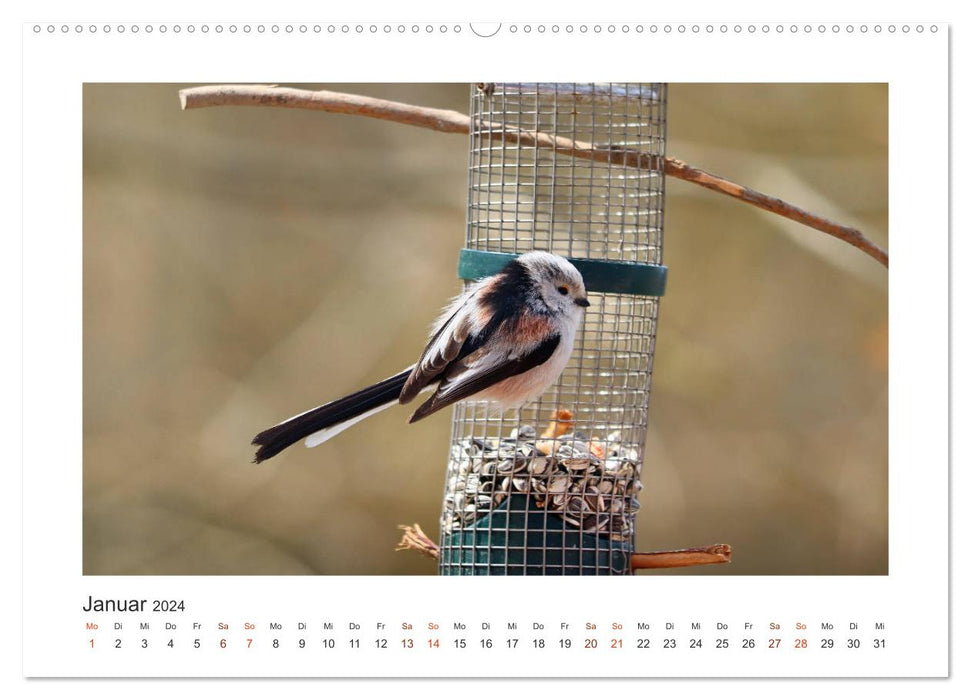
[83,83,887,575]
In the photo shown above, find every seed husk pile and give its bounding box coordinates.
[442,425,642,541]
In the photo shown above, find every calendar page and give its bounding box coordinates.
[17,3,955,694]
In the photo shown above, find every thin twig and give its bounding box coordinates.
[662,159,888,267]
[630,544,732,570]
[180,84,888,268]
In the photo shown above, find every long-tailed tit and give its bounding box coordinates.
[252,251,590,463]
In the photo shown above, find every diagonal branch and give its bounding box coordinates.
[180,85,888,268]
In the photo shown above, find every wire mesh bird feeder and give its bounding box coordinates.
[439,83,667,575]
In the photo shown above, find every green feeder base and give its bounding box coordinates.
[438,494,632,576]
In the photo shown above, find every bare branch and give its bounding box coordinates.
[630,544,732,570]
[180,84,888,268]
[663,159,888,267]
[180,84,472,133]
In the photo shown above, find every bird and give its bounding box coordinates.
[251,250,590,463]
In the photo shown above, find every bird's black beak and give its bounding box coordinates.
[575,297,591,308]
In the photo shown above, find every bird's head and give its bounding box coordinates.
[518,251,590,320]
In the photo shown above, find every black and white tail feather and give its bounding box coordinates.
[251,251,589,463]
[250,368,413,463]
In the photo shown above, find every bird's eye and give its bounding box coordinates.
[557,285,569,296]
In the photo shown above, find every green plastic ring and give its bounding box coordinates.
[457,248,667,297]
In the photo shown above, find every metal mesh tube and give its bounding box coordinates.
[439,83,667,575]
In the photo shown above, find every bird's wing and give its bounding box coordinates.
[407,332,561,423]
[398,289,478,404]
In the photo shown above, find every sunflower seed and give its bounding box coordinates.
[443,425,645,539]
